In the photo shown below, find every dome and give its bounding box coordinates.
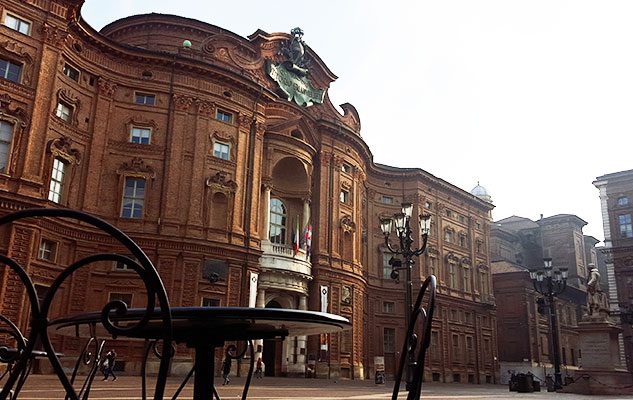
[471,182,492,203]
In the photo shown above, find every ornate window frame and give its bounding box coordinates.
[210,130,236,163]
[0,40,33,85]
[116,157,156,220]
[54,89,80,126]
[45,136,81,206]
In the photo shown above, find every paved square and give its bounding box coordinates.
[12,375,633,399]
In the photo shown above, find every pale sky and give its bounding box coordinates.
[81,1,633,243]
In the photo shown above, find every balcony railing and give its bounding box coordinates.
[260,241,311,277]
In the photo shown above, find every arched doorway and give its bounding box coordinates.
[263,300,283,376]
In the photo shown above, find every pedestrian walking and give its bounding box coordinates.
[255,357,263,379]
[222,357,231,385]
[101,349,117,381]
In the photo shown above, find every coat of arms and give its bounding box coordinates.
[266,28,325,107]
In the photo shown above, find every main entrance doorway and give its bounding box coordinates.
[263,300,283,376]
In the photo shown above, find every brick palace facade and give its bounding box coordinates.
[0,0,498,382]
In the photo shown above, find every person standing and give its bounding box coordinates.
[101,349,117,381]
[222,357,231,385]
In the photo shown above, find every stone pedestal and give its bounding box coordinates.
[562,319,633,395]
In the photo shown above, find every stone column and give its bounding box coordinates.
[255,288,266,361]
[297,295,308,366]
[302,198,311,230]
[262,185,272,241]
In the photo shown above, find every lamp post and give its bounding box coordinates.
[380,202,431,390]
[529,257,568,390]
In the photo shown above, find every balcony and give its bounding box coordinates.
[260,241,312,278]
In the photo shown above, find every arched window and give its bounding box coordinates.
[269,198,287,244]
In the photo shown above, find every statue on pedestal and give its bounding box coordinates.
[585,264,609,319]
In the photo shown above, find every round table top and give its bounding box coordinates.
[50,307,351,346]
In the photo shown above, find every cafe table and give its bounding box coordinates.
[51,306,351,399]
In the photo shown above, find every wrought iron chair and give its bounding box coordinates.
[0,208,173,400]
[392,275,437,400]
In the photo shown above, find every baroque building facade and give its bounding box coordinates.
[490,214,605,383]
[0,0,497,382]
[594,169,633,373]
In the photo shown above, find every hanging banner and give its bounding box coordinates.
[320,285,328,313]
[249,271,258,308]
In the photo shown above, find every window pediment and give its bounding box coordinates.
[116,157,155,180]
[445,252,459,264]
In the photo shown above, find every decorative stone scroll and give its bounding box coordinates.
[40,23,68,47]
[340,215,356,233]
[205,171,237,194]
[116,157,156,180]
[0,94,29,129]
[97,77,117,98]
[47,136,81,165]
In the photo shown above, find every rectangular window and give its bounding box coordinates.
[202,298,220,307]
[382,301,395,313]
[63,63,79,81]
[466,336,474,363]
[55,101,72,122]
[0,58,21,83]
[619,214,633,238]
[121,178,145,219]
[381,196,394,204]
[134,92,155,105]
[383,327,396,353]
[428,257,438,277]
[131,127,151,144]
[449,264,457,288]
[0,120,13,173]
[341,163,351,173]
[459,234,467,247]
[48,158,66,203]
[383,254,393,279]
[213,142,230,160]
[3,13,30,35]
[109,292,132,307]
[431,331,440,360]
[113,257,138,271]
[38,239,57,261]
[463,267,471,292]
[340,190,349,203]
[216,109,233,123]
[452,334,460,362]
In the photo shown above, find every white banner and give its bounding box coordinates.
[249,271,258,308]
[320,285,328,313]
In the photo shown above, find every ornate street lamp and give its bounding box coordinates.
[380,202,431,390]
[529,257,568,390]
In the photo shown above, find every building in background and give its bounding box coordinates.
[594,169,633,373]
[490,214,601,382]
[0,0,497,382]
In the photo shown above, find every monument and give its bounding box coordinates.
[562,265,633,395]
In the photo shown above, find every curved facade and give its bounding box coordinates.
[0,0,497,382]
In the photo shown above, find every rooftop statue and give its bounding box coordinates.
[266,27,325,107]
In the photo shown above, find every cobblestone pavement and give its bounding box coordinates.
[12,375,633,399]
